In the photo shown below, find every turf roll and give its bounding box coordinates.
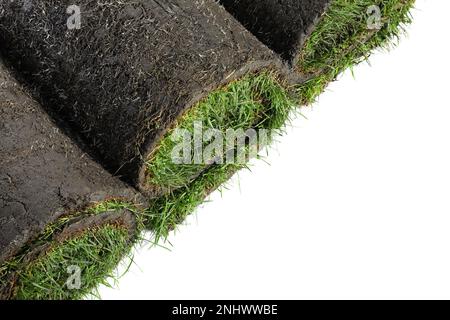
[1,205,139,300]
[219,0,332,63]
[0,59,142,299]
[0,0,293,198]
[219,0,415,104]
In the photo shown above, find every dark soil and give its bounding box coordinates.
[0,59,141,265]
[0,0,285,195]
[219,0,331,64]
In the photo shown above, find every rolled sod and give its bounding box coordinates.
[0,60,142,299]
[220,0,415,104]
[0,0,292,198]
[1,205,139,300]
[219,0,332,63]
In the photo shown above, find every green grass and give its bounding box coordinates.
[297,0,415,105]
[13,225,130,300]
[146,163,245,242]
[145,72,296,241]
[0,200,140,300]
[145,72,295,193]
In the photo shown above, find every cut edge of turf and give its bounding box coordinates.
[0,200,142,300]
[144,71,294,195]
[145,163,245,243]
[296,0,415,105]
[144,73,298,242]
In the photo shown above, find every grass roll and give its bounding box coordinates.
[220,0,415,104]
[219,0,332,63]
[0,0,293,199]
[0,60,142,299]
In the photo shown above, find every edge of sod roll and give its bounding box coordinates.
[144,71,294,196]
[145,72,296,241]
[0,55,145,280]
[296,0,415,105]
[146,164,244,243]
[0,200,141,300]
[219,0,332,64]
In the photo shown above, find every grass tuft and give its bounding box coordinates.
[296,0,415,105]
[13,225,130,300]
[145,72,297,241]
[146,163,245,242]
[145,72,295,193]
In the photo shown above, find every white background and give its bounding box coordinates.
[98,0,450,300]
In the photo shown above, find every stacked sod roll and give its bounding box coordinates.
[0,0,296,238]
[0,0,416,300]
[0,59,142,299]
[219,0,332,63]
[220,0,415,103]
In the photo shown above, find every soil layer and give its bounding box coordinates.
[0,0,285,195]
[0,59,141,266]
[219,0,331,64]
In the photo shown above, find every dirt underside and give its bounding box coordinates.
[0,0,284,194]
[0,60,140,265]
[219,0,331,64]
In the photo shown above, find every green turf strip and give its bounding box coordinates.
[0,201,139,300]
[145,72,296,241]
[13,225,129,300]
[297,0,415,104]
[145,72,295,193]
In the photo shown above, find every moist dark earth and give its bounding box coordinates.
[0,0,285,194]
[219,0,332,64]
[0,59,139,265]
